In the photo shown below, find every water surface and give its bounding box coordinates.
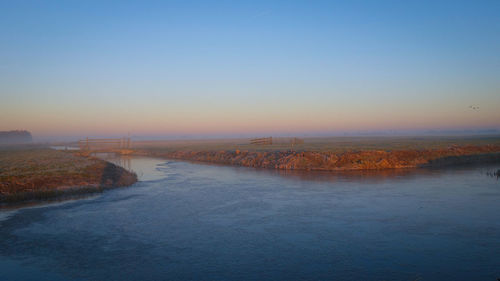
[0,157,499,280]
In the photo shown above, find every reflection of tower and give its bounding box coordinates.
[125,157,131,171]
[120,156,132,171]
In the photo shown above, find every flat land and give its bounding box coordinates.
[0,146,137,203]
[132,135,500,152]
[132,135,500,171]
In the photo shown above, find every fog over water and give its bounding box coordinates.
[0,156,499,280]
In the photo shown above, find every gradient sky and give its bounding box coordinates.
[1,0,499,139]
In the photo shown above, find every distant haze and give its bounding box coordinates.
[0,130,33,144]
[1,1,499,140]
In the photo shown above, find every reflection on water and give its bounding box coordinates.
[268,166,433,183]
[94,153,169,181]
[485,169,500,180]
[50,146,80,151]
[0,157,499,281]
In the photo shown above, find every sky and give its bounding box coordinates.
[1,0,499,140]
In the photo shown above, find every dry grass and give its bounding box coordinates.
[133,135,500,153]
[1,146,95,177]
[131,136,500,171]
[0,146,137,203]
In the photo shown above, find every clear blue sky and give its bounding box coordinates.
[1,0,499,139]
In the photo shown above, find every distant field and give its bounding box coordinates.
[131,135,500,171]
[132,135,500,153]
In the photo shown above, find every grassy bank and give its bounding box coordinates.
[0,146,137,204]
[133,136,500,171]
[132,135,500,153]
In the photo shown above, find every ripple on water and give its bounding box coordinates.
[0,159,499,281]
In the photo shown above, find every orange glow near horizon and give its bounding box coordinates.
[2,98,499,138]
[2,0,500,140]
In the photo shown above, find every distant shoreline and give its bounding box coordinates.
[4,137,500,204]
[137,145,500,171]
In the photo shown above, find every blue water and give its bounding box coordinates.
[0,158,499,281]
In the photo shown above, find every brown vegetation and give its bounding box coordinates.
[132,135,500,153]
[134,136,500,171]
[0,147,137,203]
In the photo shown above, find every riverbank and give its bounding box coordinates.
[133,137,500,170]
[0,147,137,204]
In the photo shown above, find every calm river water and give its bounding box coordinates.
[0,156,499,280]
